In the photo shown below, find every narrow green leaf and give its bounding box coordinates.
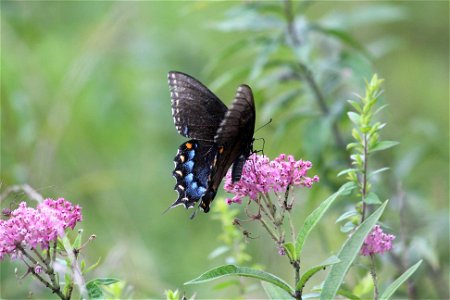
[185,265,294,294]
[340,221,356,233]
[296,256,341,290]
[337,168,358,177]
[348,112,361,125]
[374,104,389,115]
[337,288,362,300]
[208,246,229,259]
[368,167,390,179]
[88,278,119,286]
[379,260,423,300]
[295,183,356,258]
[336,210,359,223]
[320,201,388,300]
[368,141,399,153]
[364,192,382,205]
[283,242,296,261]
[83,257,102,275]
[347,100,362,112]
[352,128,362,143]
[72,229,83,249]
[261,281,294,299]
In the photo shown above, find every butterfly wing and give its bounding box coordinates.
[171,140,217,209]
[168,71,228,141]
[199,84,256,212]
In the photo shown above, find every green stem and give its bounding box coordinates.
[361,133,368,223]
[370,254,379,300]
[259,217,280,244]
[18,246,68,300]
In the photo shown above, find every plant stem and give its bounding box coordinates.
[258,217,280,245]
[361,133,368,222]
[18,246,68,300]
[370,254,379,300]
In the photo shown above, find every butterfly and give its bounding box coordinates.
[168,71,256,213]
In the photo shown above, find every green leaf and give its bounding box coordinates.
[335,210,359,223]
[347,100,362,112]
[86,278,120,299]
[83,257,102,275]
[320,201,388,300]
[185,265,294,294]
[340,221,356,233]
[364,192,382,205]
[348,112,361,125]
[296,256,340,290]
[368,141,399,153]
[337,288,362,300]
[283,242,296,261]
[261,281,294,299]
[337,168,358,177]
[208,246,229,259]
[295,183,356,258]
[379,260,423,300]
[374,104,389,115]
[368,167,390,179]
[86,282,103,299]
[72,228,83,249]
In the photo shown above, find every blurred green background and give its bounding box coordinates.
[1,1,448,299]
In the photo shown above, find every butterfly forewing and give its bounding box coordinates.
[168,71,227,140]
[200,85,256,212]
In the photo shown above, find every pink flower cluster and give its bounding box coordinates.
[224,154,319,204]
[360,225,395,256]
[0,198,82,260]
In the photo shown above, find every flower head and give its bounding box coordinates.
[224,154,319,204]
[360,225,395,256]
[0,198,82,260]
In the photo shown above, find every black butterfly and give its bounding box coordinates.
[168,71,255,213]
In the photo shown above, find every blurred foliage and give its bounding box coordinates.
[1,1,448,299]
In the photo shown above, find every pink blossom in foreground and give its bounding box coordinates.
[0,198,82,260]
[360,225,395,256]
[224,154,319,204]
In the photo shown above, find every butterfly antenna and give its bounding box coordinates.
[255,118,272,133]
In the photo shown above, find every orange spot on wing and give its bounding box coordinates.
[219,147,224,154]
[185,142,193,149]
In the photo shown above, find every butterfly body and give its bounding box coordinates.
[168,71,255,213]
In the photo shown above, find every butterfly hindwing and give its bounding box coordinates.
[171,140,217,209]
[168,71,227,140]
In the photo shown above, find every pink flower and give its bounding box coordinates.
[360,225,395,256]
[0,198,82,260]
[224,154,319,204]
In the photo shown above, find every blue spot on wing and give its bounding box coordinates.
[185,173,194,183]
[188,150,195,160]
[183,161,194,172]
[187,182,207,199]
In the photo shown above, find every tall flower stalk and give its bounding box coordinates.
[224,153,319,299]
[342,74,398,299]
